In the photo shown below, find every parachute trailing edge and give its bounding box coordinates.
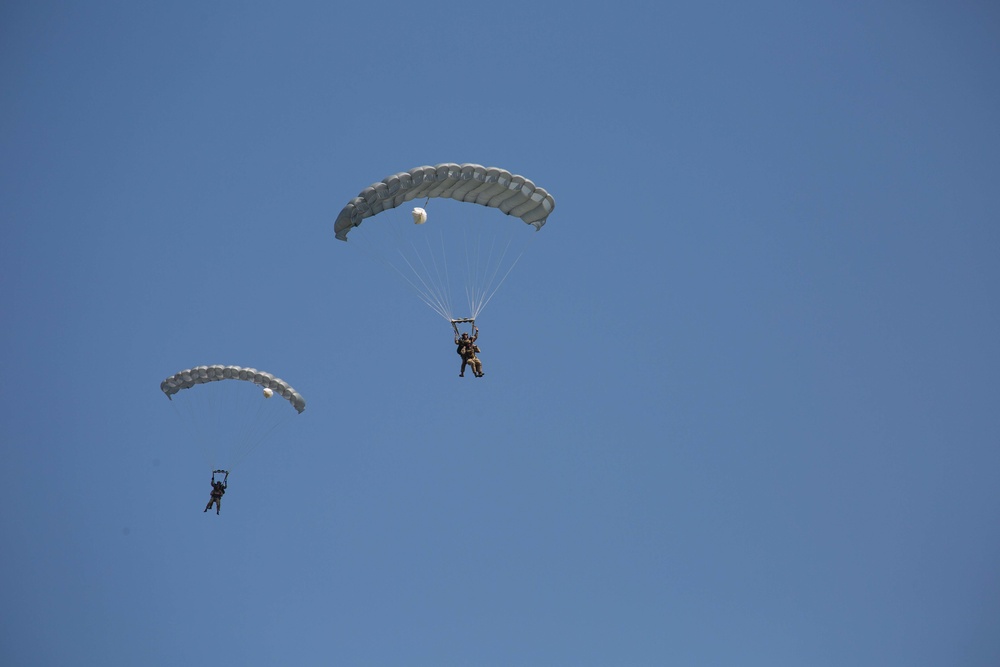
[160,365,306,413]
[334,163,556,241]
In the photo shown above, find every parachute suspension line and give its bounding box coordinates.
[415,222,455,319]
[170,380,297,474]
[393,243,451,320]
[373,239,449,320]
[400,219,451,320]
[172,381,236,472]
[198,379,236,471]
[351,210,453,321]
[397,215,439,305]
[435,224,453,319]
[462,223,476,320]
[470,227,506,318]
[409,223,456,319]
[381,207,453,320]
[336,163,554,323]
[473,230,536,319]
[215,381,254,470]
[458,218,536,320]
[344,192,543,324]
[162,367,305,478]
[228,381,265,467]
[229,417,289,473]
[171,399,215,472]
[213,380,299,474]
[227,404,291,473]
[462,222,498,320]
[228,386,273,469]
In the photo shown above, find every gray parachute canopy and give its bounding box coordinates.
[334,163,556,241]
[160,365,306,413]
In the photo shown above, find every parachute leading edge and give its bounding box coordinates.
[334,163,555,241]
[161,365,306,413]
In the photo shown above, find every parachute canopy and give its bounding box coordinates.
[161,365,306,413]
[334,163,556,241]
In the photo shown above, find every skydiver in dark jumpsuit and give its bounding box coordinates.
[204,472,227,514]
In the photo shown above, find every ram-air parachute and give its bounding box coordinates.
[334,163,555,326]
[160,365,305,472]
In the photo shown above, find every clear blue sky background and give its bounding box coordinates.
[2,2,999,665]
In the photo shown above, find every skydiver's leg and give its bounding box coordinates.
[215,498,221,514]
[205,499,212,512]
[460,359,467,377]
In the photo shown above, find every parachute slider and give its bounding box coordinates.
[412,207,427,225]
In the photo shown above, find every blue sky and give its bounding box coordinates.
[2,2,999,665]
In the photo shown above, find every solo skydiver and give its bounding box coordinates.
[204,470,228,515]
